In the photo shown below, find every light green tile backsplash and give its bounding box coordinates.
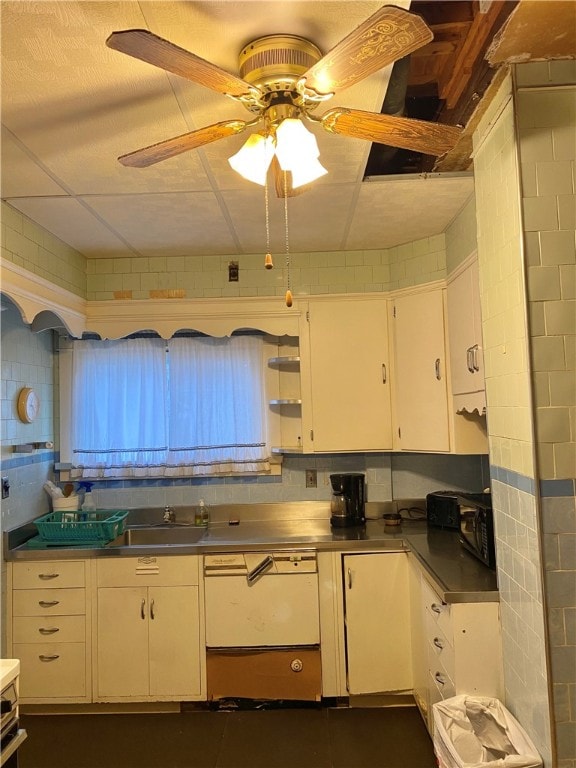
[446,195,478,273]
[84,237,447,300]
[1,202,87,297]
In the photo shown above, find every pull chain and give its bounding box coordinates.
[264,171,273,269]
[284,170,292,307]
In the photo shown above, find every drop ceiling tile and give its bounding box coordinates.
[6,196,138,258]
[1,129,67,197]
[346,176,475,249]
[85,192,240,256]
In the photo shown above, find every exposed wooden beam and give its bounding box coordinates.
[438,0,509,109]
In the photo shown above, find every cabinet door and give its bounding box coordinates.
[307,298,392,451]
[447,259,485,396]
[392,289,450,451]
[149,586,201,697]
[343,553,412,694]
[97,587,149,698]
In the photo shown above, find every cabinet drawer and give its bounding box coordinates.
[422,578,452,644]
[429,664,455,702]
[425,612,455,676]
[13,588,86,617]
[15,642,86,698]
[97,556,199,587]
[12,561,85,589]
[13,615,85,644]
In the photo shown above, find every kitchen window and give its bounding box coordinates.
[66,334,270,478]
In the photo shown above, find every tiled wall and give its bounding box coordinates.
[90,451,489,511]
[1,201,86,297]
[516,63,576,768]
[84,234,448,301]
[445,194,478,274]
[473,73,552,765]
[0,298,58,655]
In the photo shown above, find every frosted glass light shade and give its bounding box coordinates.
[228,134,274,185]
[275,118,321,171]
[290,157,328,188]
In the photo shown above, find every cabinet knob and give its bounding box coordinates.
[431,602,445,614]
[434,672,446,686]
[433,637,444,650]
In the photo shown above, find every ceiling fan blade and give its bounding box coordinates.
[302,6,433,95]
[321,108,461,157]
[118,120,248,168]
[107,30,253,98]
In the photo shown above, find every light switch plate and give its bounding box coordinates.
[305,469,317,488]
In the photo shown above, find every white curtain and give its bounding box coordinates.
[71,335,269,478]
[166,336,269,475]
[71,338,168,477]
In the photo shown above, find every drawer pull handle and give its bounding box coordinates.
[150,599,155,620]
[381,363,387,384]
[431,602,444,614]
[39,654,60,662]
[434,672,446,686]
[433,637,444,650]
[38,573,60,580]
[39,627,60,635]
[141,598,146,620]
[348,568,353,590]
[39,600,59,608]
[435,358,442,380]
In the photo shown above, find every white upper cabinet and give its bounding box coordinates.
[446,254,486,413]
[391,287,450,452]
[300,297,392,452]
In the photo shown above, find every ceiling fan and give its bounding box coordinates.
[107,5,461,182]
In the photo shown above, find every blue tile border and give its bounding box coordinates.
[490,464,575,498]
[539,479,576,498]
[0,451,57,472]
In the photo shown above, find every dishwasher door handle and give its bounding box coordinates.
[246,555,274,584]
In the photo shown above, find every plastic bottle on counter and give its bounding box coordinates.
[79,482,96,512]
[200,498,209,527]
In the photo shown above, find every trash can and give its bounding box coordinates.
[433,695,543,768]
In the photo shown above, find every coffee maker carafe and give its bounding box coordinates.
[330,473,366,528]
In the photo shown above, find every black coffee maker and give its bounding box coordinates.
[330,473,366,527]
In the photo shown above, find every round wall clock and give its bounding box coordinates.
[17,387,40,423]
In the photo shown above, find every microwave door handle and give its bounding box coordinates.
[246,555,274,584]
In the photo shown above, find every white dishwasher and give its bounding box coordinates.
[204,552,322,701]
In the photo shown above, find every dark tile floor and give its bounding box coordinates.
[20,705,437,768]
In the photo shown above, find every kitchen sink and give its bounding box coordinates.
[108,525,207,547]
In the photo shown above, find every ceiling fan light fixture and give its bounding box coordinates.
[275,118,320,169]
[290,157,328,189]
[228,133,274,185]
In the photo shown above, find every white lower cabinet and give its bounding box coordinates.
[343,552,412,695]
[409,554,504,734]
[8,560,91,703]
[95,556,204,702]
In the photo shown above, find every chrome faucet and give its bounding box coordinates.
[163,505,176,524]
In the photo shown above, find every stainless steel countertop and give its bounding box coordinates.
[3,503,498,603]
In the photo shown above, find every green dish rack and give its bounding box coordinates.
[34,510,129,545]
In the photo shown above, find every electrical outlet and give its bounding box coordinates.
[1,477,10,499]
[305,469,317,488]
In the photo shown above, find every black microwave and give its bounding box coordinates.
[459,496,496,570]
[426,491,496,569]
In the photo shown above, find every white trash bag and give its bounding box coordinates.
[433,695,542,768]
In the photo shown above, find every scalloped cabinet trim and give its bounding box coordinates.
[1,258,86,337]
[1,259,301,338]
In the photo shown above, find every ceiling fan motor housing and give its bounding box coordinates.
[239,35,322,92]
